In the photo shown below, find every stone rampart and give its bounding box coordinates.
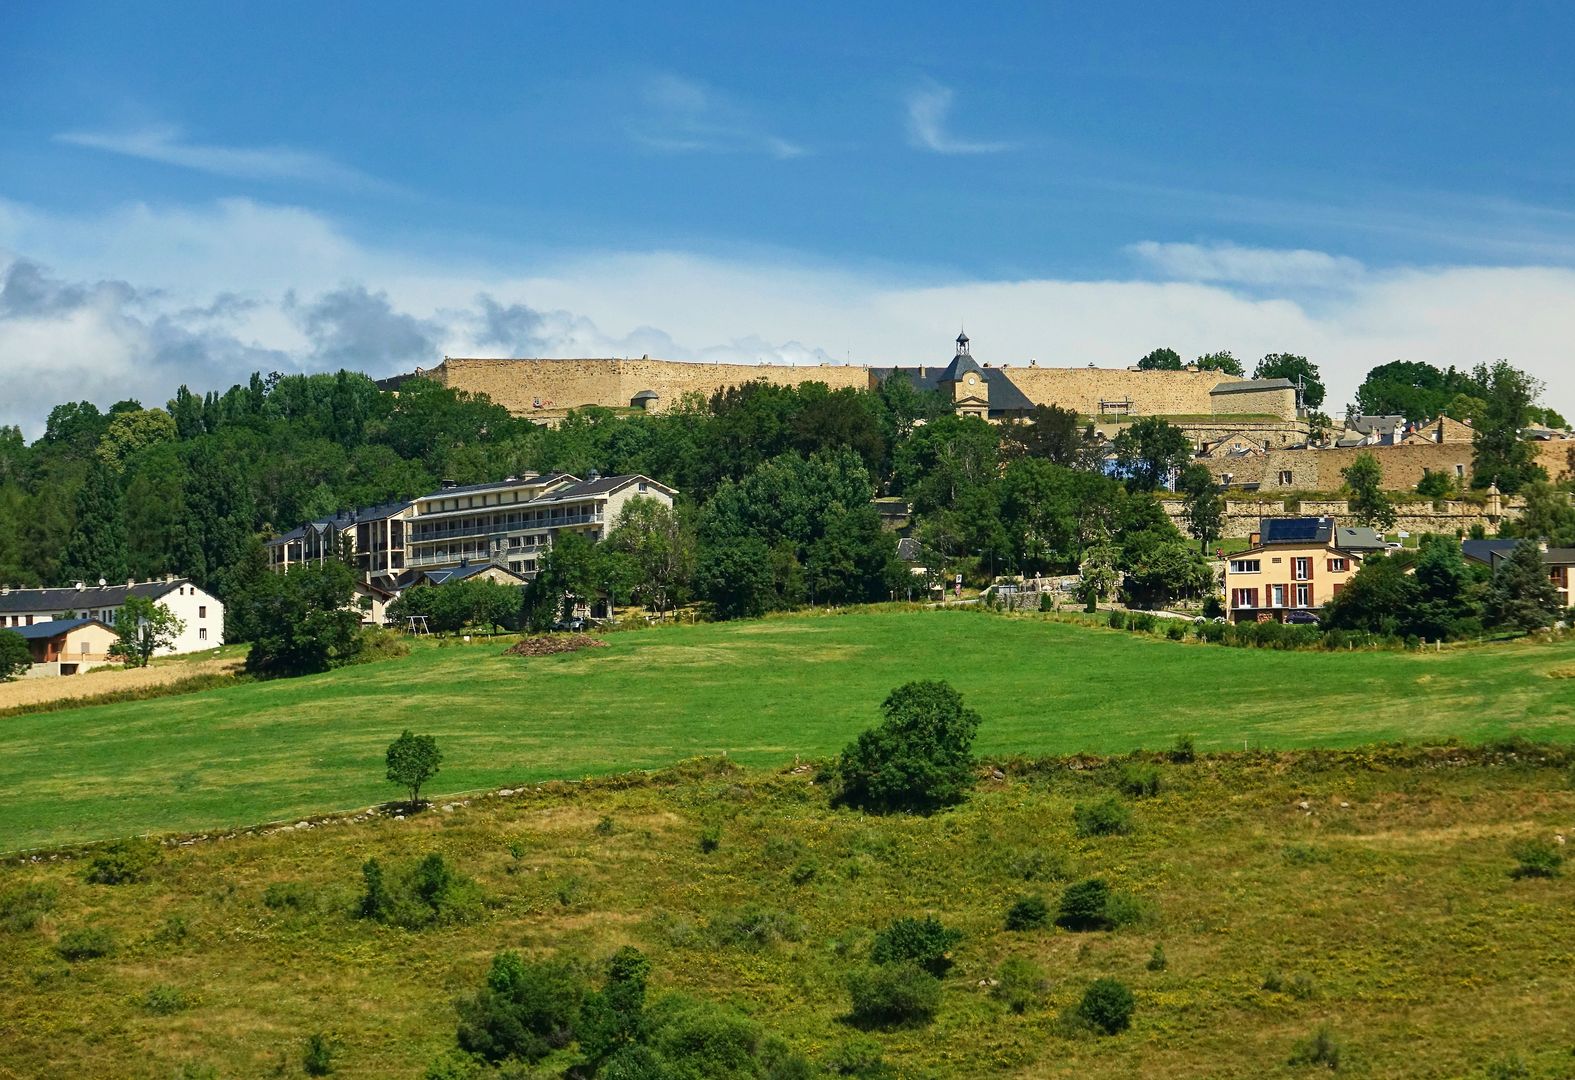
[1162,496,1525,540]
[435,356,1282,425]
[435,357,870,418]
[1004,366,1229,417]
[1204,443,1475,491]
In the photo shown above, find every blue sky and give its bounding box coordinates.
[4,1,1575,432]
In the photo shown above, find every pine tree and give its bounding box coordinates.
[1486,539,1562,632]
[59,462,128,585]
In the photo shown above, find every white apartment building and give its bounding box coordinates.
[0,577,223,655]
[405,473,676,577]
[264,472,676,584]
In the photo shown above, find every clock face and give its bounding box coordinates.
[966,373,977,384]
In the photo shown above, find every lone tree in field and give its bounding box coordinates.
[0,628,31,681]
[386,730,442,809]
[108,595,185,668]
[834,680,981,815]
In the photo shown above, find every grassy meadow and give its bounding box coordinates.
[3,607,1574,850]
[2,748,1573,1078]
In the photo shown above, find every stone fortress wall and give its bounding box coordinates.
[434,356,1298,423]
[434,357,869,419]
[1160,495,1528,541]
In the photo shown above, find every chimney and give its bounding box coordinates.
[441,479,457,490]
[127,578,136,587]
[0,585,9,595]
[74,581,85,591]
[1539,539,1550,554]
[97,577,106,587]
[164,573,175,582]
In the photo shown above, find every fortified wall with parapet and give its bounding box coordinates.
[424,351,1301,427]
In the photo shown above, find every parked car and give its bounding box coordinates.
[1284,610,1320,625]
[552,617,586,632]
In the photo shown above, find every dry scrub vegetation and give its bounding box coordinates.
[1,745,1572,1078]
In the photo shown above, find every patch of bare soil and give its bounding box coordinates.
[502,634,609,658]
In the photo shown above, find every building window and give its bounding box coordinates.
[198,605,207,618]
[1229,559,1261,574]
[1278,470,1294,485]
[199,627,208,641]
[1295,583,1311,607]
[1292,557,1312,581]
[1231,588,1259,609]
[1327,557,1347,572]
[1455,464,1466,479]
[1270,584,1286,607]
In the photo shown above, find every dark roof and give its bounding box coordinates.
[10,617,111,640]
[896,537,923,562]
[418,473,563,500]
[422,562,527,586]
[1210,378,1295,395]
[868,365,1034,417]
[0,580,186,614]
[939,350,986,384]
[1461,539,1518,566]
[1335,527,1386,552]
[1259,517,1335,546]
[1348,414,1406,435]
[374,371,422,391]
[1543,547,1575,565]
[269,495,420,544]
[531,474,674,505]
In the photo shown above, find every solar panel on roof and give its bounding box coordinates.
[1262,518,1324,542]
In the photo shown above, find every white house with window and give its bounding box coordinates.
[0,577,222,656]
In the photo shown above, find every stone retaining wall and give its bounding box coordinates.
[1162,496,1526,540]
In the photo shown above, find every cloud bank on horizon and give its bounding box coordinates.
[2,196,1574,437]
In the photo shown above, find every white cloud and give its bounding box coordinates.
[1129,241,1366,289]
[2,196,1575,437]
[54,126,386,190]
[905,82,1012,155]
[631,75,806,159]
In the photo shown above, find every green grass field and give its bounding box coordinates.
[3,608,1573,850]
[2,749,1572,1078]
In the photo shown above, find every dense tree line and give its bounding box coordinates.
[1,350,1565,628]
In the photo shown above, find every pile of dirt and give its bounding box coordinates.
[502,634,609,658]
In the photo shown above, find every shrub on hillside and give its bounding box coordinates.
[1073,796,1134,837]
[141,984,192,1015]
[1117,764,1161,798]
[302,1032,339,1076]
[870,916,961,976]
[826,1036,896,1078]
[56,925,115,961]
[846,962,941,1028]
[0,882,57,932]
[709,906,806,950]
[1195,620,1227,644]
[454,951,585,1064]
[698,823,722,853]
[1128,612,1157,634]
[358,854,482,930]
[833,680,982,815]
[1077,978,1135,1034]
[84,837,162,885]
[1169,734,1197,763]
[993,956,1048,1014]
[1165,621,1186,640]
[1004,894,1049,931]
[1287,1023,1343,1069]
[1056,879,1113,932]
[1509,838,1563,879]
[1107,610,1126,630]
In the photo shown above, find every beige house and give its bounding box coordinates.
[0,578,221,655]
[13,617,119,677]
[1223,518,1368,622]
